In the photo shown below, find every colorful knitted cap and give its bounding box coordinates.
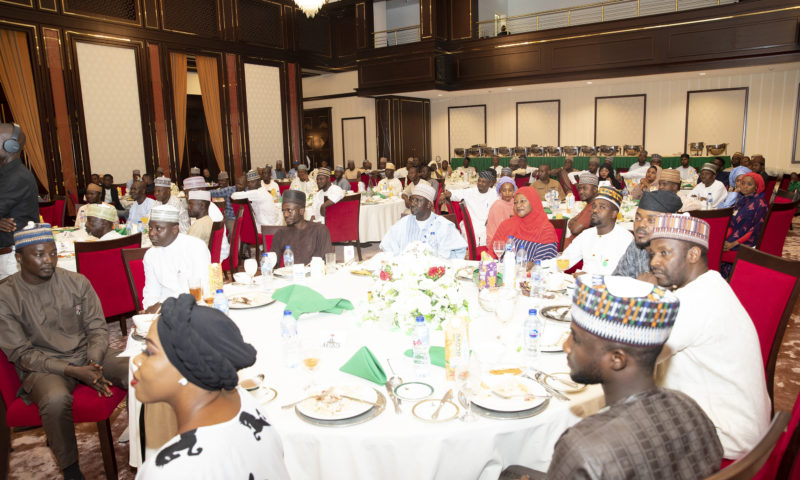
[14,222,55,249]
[571,274,679,347]
[246,169,260,181]
[650,213,710,249]
[595,186,622,209]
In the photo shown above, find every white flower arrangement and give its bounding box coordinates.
[362,243,469,333]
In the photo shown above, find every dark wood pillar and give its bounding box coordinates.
[147,43,170,175]
[225,53,244,178]
[285,62,304,170]
[376,96,431,168]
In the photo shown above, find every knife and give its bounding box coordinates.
[385,383,401,413]
[340,394,380,407]
[523,372,570,402]
[431,388,452,420]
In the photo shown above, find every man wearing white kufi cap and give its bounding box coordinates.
[186,190,214,245]
[85,203,123,241]
[141,204,211,312]
[380,182,466,259]
[443,169,498,246]
[153,176,191,234]
[231,169,280,228]
[184,177,229,259]
[376,162,402,198]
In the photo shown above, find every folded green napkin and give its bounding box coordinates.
[340,346,387,385]
[403,346,445,367]
[544,208,552,214]
[272,284,353,319]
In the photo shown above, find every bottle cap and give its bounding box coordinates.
[285,245,291,250]
[534,260,541,265]
[416,315,425,323]
[529,309,538,315]
[284,309,292,315]
[216,289,224,294]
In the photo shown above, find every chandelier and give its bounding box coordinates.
[294,0,326,18]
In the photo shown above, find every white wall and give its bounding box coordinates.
[385,0,420,29]
[303,96,377,168]
[244,63,285,168]
[303,70,358,98]
[430,64,800,174]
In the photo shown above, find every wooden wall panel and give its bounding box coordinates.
[551,36,655,70]
[667,17,798,59]
[449,0,475,40]
[238,0,283,48]
[375,96,431,168]
[359,54,435,88]
[160,0,220,37]
[147,42,169,172]
[457,49,542,80]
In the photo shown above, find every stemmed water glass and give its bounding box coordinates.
[493,241,506,260]
[301,343,322,390]
[243,258,258,284]
[455,354,481,422]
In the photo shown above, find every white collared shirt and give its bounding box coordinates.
[561,224,633,274]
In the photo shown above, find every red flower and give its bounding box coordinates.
[379,270,392,281]
[426,266,445,280]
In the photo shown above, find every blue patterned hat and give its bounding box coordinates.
[14,222,55,249]
[571,275,679,347]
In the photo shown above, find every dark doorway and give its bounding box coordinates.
[303,107,332,169]
[183,94,216,179]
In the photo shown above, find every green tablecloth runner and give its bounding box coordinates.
[450,156,730,171]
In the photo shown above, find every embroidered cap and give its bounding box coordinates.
[86,183,103,193]
[650,213,710,249]
[133,169,141,175]
[411,182,437,203]
[14,222,55,249]
[154,176,171,188]
[150,205,180,224]
[385,163,395,170]
[188,190,211,202]
[500,167,513,177]
[86,203,118,222]
[297,164,308,172]
[578,172,599,186]
[218,171,229,180]
[190,167,201,175]
[571,274,679,347]
[700,162,717,173]
[317,168,331,178]
[246,169,260,181]
[183,176,206,190]
[659,169,681,184]
[595,186,622,209]
[334,165,344,172]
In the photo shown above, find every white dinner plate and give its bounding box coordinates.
[543,372,586,394]
[274,266,310,278]
[228,291,276,309]
[394,382,434,401]
[540,329,570,353]
[296,385,378,421]
[471,375,548,412]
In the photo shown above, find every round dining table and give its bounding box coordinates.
[125,259,603,479]
[357,196,406,243]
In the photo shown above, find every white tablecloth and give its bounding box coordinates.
[126,263,603,479]
[52,228,150,273]
[358,197,406,243]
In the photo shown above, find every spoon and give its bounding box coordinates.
[385,358,403,413]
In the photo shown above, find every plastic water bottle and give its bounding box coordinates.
[530,260,544,300]
[212,288,229,314]
[705,192,713,210]
[411,315,430,379]
[283,245,294,269]
[523,308,543,362]
[503,240,517,289]
[260,252,272,291]
[551,187,559,210]
[280,310,299,368]
[515,247,527,279]
[425,231,436,251]
[566,192,575,212]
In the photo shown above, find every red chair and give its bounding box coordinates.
[728,246,800,402]
[360,173,369,186]
[121,247,149,312]
[231,198,263,260]
[764,175,778,202]
[0,349,125,480]
[75,233,142,335]
[773,189,796,204]
[689,207,733,272]
[570,181,580,199]
[146,194,156,200]
[751,391,800,480]
[514,176,529,188]
[779,174,791,192]
[721,198,800,264]
[208,221,225,263]
[432,183,444,214]
[707,410,791,480]
[223,214,244,278]
[260,225,287,255]
[446,200,466,236]
[278,183,291,195]
[549,218,567,252]
[325,194,363,260]
[460,200,488,260]
[349,181,359,192]
[39,197,67,227]
[114,184,127,196]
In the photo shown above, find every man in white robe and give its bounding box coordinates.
[561,186,633,274]
[260,166,280,200]
[443,170,498,246]
[153,176,190,233]
[231,170,280,228]
[376,163,403,198]
[142,205,211,311]
[648,213,770,459]
[289,165,317,200]
[84,203,123,241]
[310,168,345,224]
[689,163,728,208]
[381,182,467,259]
[676,153,698,183]
[183,177,229,260]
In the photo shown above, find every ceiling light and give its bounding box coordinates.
[294,0,326,18]
[437,94,442,97]
[699,72,706,76]
[586,81,593,85]
[506,88,512,91]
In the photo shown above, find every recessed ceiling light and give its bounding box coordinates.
[586,81,593,85]
[506,88,512,91]
[699,72,706,76]
[437,94,442,97]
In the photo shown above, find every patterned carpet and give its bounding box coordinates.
[7,228,800,479]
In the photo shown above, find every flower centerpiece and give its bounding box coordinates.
[362,243,469,333]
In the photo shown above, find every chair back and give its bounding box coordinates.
[432,182,443,214]
[549,218,568,252]
[349,181,359,192]
[326,194,361,244]
[460,200,487,260]
[208,221,225,263]
[764,176,778,200]
[39,198,67,227]
[360,173,369,185]
[705,411,791,480]
[0,348,21,414]
[729,246,800,401]
[121,247,149,312]
[224,214,244,277]
[756,198,800,257]
[446,200,466,236]
[753,392,800,480]
[75,233,142,318]
[278,183,291,195]
[772,189,796,204]
[779,174,791,191]
[514,176,529,188]
[231,198,261,258]
[261,225,287,254]
[689,207,733,271]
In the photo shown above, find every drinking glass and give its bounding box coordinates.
[492,241,505,260]
[556,256,570,272]
[455,354,481,423]
[325,253,336,274]
[188,277,202,302]
[301,344,322,390]
[243,258,257,284]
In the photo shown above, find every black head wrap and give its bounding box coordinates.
[282,189,306,206]
[158,294,256,391]
[639,190,683,213]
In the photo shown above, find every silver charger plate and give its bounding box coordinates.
[540,305,572,322]
[295,388,386,427]
[227,292,276,310]
[458,391,550,420]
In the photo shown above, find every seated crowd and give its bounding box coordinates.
[0,120,786,479]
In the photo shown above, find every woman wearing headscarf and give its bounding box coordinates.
[133,294,289,479]
[486,177,517,243]
[720,173,768,278]
[487,186,558,265]
[718,166,752,208]
[598,165,623,190]
[630,165,661,199]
